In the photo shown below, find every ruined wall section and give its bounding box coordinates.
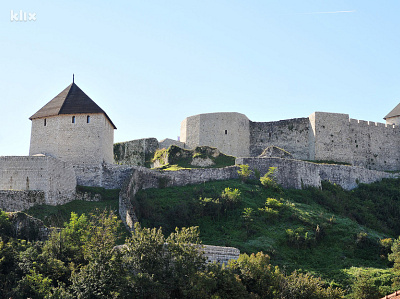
[249,117,311,159]
[74,163,133,189]
[114,138,159,167]
[158,138,186,149]
[0,156,76,207]
[236,157,395,190]
[0,190,45,212]
[30,113,114,165]
[181,113,250,157]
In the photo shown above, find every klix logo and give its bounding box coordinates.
[10,10,37,22]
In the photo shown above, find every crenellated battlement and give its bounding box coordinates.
[181,109,400,171]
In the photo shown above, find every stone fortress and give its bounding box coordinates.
[180,108,400,171]
[1,80,400,233]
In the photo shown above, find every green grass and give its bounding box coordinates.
[133,178,400,292]
[24,185,121,228]
[24,199,120,228]
[303,160,352,166]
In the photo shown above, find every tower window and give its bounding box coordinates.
[72,116,75,123]
[225,130,228,135]
[44,119,46,126]
[87,115,90,123]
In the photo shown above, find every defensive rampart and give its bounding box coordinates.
[181,111,400,171]
[249,117,311,159]
[236,157,395,190]
[0,156,76,209]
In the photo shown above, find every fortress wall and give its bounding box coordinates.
[0,156,50,191]
[0,156,76,208]
[0,190,45,212]
[102,116,115,164]
[348,118,400,170]
[310,112,352,163]
[236,157,321,189]
[30,113,114,165]
[180,115,200,149]
[114,138,159,166]
[310,112,400,170]
[181,113,250,157]
[159,138,186,149]
[74,163,133,189]
[236,157,394,190]
[203,245,240,264]
[46,157,77,205]
[249,118,311,159]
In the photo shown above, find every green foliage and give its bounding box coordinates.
[265,197,283,209]
[131,178,400,293]
[152,148,168,165]
[221,187,241,210]
[281,271,344,299]
[389,236,400,270]
[23,198,121,229]
[237,164,253,182]
[0,210,12,239]
[152,145,236,170]
[13,269,53,299]
[260,167,280,191]
[304,160,352,166]
[229,252,282,298]
[380,238,394,259]
[285,227,316,249]
[124,223,207,298]
[350,271,381,299]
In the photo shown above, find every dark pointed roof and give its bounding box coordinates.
[29,82,116,129]
[384,103,400,120]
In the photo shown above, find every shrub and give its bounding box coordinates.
[265,198,283,209]
[260,167,280,191]
[237,164,253,182]
[221,187,241,210]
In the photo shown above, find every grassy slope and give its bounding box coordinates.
[133,178,400,292]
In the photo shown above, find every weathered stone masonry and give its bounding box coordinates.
[0,156,76,211]
[181,111,400,171]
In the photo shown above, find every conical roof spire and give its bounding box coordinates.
[29,82,116,129]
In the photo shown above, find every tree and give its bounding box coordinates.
[350,271,380,299]
[123,223,207,298]
[389,236,400,270]
[229,252,282,298]
[280,271,344,299]
[69,210,127,298]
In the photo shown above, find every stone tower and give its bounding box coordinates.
[180,112,250,157]
[384,103,400,125]
[29,80,116,166]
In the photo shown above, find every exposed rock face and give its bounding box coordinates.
[8,212,50,241]
[258,146,293,159]
[113,138,159,167]
[152,145,234,168]
[191,157,214,167]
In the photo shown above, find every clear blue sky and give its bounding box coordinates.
[1,1,400,156]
